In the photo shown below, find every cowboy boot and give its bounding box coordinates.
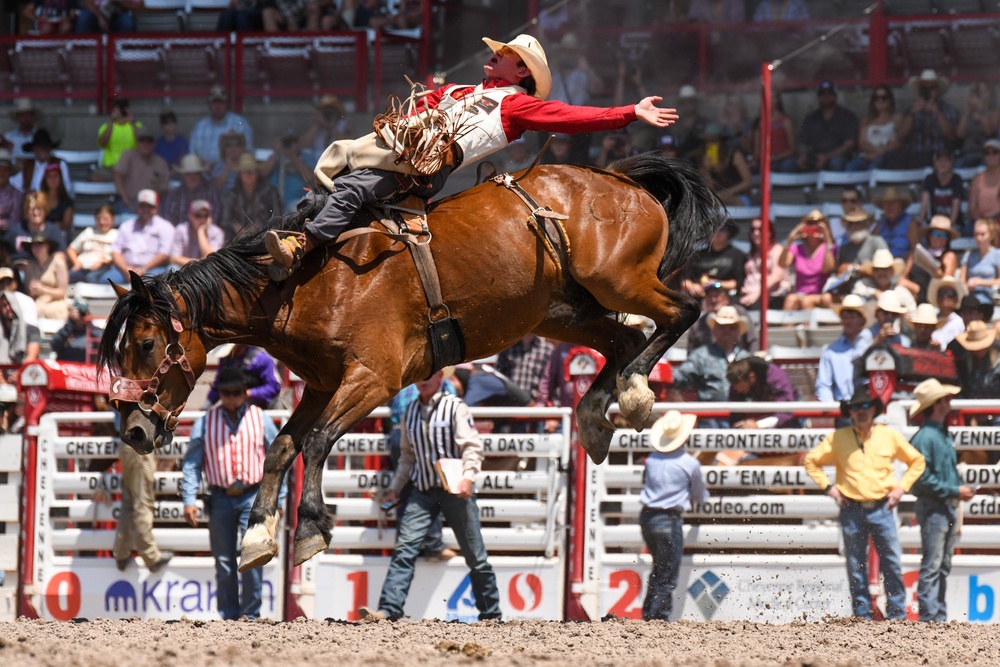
[265,231,315,281]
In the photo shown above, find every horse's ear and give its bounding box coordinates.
[128,271,150,301]
[109,280,129,299]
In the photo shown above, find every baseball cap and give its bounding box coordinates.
[189,199,212,215]
[137,189,158,207]
[817,80,837,95]
[985,138,1000,152]
[208,84,227,102]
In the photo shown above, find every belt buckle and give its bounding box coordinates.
[860,500,879,510]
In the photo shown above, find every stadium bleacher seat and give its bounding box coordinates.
[71,182,116,215]
[938,0,987,13]
[9,42,68,95]
[816,170,871,191]
[72,282,120,317]
[869,167,930,189]
[726,205,760,222]
[765,310,812,327]
[53,149,102,184]
[956,165,984,182]
[63,41,98,99]
[885,0,935,13]
[162,42,220,93]
[134,0,185,33]
[898,24,950,75]
[185,0,229,31]
[949,25,997,81]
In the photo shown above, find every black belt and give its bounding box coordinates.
[642,506,683,516]
[210,483,260,498]
[846,497,886,510]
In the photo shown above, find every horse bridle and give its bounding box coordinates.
[108,312,196,432]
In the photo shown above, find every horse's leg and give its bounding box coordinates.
[240,387,333,572]
[535,317,647,465]
[292,365,395,566]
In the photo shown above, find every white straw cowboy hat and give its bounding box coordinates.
[707,305,748,336]
[909,378,961,417]
[927,275,968,305]
[833,294,871,323]
[876,289,909,315]
[842,210,873,226]
[908,303,943,328]
[956,319,997,352]
[909,68,949,94]
[482,34,551,101]
[9,97,39,118]
[859,248,904,277]
[173,154,208,175]
[648,410,697,453]
[921,214,959,241]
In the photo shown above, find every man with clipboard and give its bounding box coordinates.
[360,369,501,622]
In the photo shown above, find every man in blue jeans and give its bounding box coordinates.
[804,387,925,620]
[909,378,977,622]
[639,410,708,621]
[181,368,286,620]
[360,370,500,622]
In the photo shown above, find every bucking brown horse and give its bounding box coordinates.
[98,153,723,571]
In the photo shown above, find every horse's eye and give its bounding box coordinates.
[140,339,155,354]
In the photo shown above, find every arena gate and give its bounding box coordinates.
[293,405,572,621]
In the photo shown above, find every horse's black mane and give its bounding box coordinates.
[97,196,322,371]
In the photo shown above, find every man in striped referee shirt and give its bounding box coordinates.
[360,369,501,621]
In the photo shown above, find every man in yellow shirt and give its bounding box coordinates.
[804,387,926,620]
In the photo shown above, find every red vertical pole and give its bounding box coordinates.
[233,36,244,114]
[759,62,773,351]
[17,369,51,618]
[868,1,887,85]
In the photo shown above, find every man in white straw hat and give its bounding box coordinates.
[898,69,958,170]
[804,386,925,620]
[161,154,221,227]
[816,294,873,408]
[908,302,944,350]
[266,33,682,280]
[908,378,975,623]
[672,305,751,425]
[853,248,913,311]
[2,98,39,163]
[835,210,888,275]
[868,289,911,347]
[639,410,708,621]
[927,275,967,348]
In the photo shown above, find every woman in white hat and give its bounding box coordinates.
[928,275,969,348]
[960,218,1000,307]
[954,320,1000,399]
[267,33,682,280]
[639,410,708,621]
[899,215,958,303]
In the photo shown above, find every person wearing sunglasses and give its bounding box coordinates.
[846,85,903,172]
[112,126,169,216]
[804,386,925,620]
[968,138,1000,223]
[899,215,959,304]
[182,367,286,620]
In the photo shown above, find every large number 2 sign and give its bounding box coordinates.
[345,571,368,621]
[607,569,643,619]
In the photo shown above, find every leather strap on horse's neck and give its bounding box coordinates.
[492,173,571,283]
[109,312,197,432]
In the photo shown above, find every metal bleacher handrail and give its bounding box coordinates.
[869,167,932,188]
[770,172,820,188]
[816,170,871,190]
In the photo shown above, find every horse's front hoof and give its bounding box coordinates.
[293,534,330,566]
[239,539,278,572]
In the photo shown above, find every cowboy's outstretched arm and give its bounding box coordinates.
[635,96,679,128]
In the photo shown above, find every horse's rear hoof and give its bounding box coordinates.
[579,421,614,465]
[239,540,278,572]
[293,534,329,566]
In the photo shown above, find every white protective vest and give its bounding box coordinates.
[432,84,522,172]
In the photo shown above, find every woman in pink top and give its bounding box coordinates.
[778,210,836,310]
[740,217,790,310]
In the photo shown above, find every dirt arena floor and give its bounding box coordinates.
[1,617,998,667]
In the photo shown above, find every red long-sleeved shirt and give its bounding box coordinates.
[418,79,638,143]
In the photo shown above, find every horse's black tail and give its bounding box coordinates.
[609,153,725,282]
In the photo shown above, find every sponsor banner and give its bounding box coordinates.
[38,559,283,621]
[604,465,835,489]
[599,556,1000,623]
[609,429,834,453]
[55,437,190,459]
[55,472,184,496]
[323,470,550,494]
[309,557,562,621]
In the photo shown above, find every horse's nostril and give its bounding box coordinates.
[124,426,146,445]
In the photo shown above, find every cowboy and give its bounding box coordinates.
[161,154,222,227]
[638,410,708,621]
[804,387,925,620]
[815,294,873,407]
[265,34,680,280]
[908,303,943,351]
[953,320,1000,400]
[873,186,919,259]
[928,275,967,348]
[11,128,71,194]
[853,248,912,309]
[836,210,888,274]
[908,378,976,622]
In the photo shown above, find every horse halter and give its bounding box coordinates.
[109,313,196,432]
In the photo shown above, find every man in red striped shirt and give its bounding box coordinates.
[181,367,285,620]
[265,33,681,280]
